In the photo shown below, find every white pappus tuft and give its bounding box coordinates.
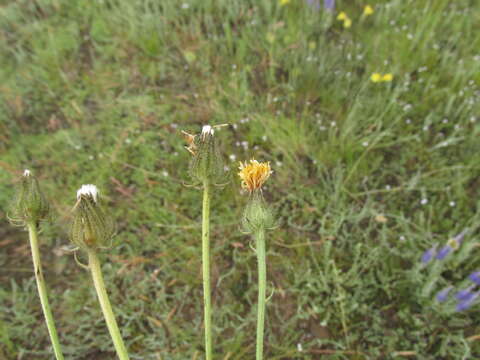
[77,184,99,203]
[23,169,31,177]
[201,125,215,137]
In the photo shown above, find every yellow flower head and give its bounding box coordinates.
[370,73,382,83]
[363,5,374,16]
[238,159,273,192]
[279,0,290,6]
[343,17,352,28]
[382,73,393,82]
[337,11,347,21]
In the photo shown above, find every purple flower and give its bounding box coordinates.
[453,228,468,244]
[455,286,476,301]
[468,271,480,285]
[456,291,479,312]
[421,244,437,264]
[324,0,335,11]
[436,245,452,260]
[436,286,453,302]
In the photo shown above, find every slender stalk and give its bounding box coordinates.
[27,222,64,360]
[88,250,130,360]
[255,229,266,360]
[202,180,213,360]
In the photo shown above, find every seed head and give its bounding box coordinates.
[70,185,115,251]
[238,159,272,193]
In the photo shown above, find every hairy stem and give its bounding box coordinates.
[88,250,130,360]
[255,229,266,360]
[27,222,65,360]
[202,180,213,360]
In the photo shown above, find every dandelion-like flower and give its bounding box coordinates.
[382,73,393,82]
[238,159,273,193]
[70,185,115,251]
[371,73,382,83]
[10,169,50,225]
[363,5,374,16]
[337,11,352,28]
[182,124,227,185]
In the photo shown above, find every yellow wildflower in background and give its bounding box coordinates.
[238,159,273,192]
[371,73,394,83]
[337,11,352,28]
[363,5,374,16]
[337,12,347,21]
[371,73,382,83]
[382,73,393,82]
[279,0,291,6]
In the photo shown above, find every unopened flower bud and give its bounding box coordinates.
[184,125,225,184]
[10,169,50,225]
[70,185,115,251]
[242,191,276,233]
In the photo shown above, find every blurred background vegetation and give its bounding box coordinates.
[1,0,480,359]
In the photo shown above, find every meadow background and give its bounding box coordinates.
[1,0,480,359]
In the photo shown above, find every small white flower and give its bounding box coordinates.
[399,235,406,242]
[77,184,99,203]
[297,343,303,352]
[362,141,369,147]
[181,3,189,9]
[162,171,169,177]
[421,198,428,205]
[385,185,391,190]
[262,135,267,141]
[229,154,236,161]
[449,201,456,207]
[23,169,31,177]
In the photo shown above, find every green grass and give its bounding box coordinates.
[1,0,480,358]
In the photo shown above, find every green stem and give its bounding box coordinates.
[202,180,213,360]
[255,229,266,360]
[88,250,130,360]
[27,222,64,360]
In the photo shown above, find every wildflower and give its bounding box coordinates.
[363,5,374,16]
[468,271,480,285]
[436,245,452,260]
[70,185,115,251]
[343,17,352,28]
[279,0,290,5]
[183,124,226,185]
[238,159,273,193]
[436,286,453,302]
[10,169,50,225]
[456,291,479,312]
[371,73,382,83]
[324,0,335,11]
[337,11,347,20]
[421,244,437,264]
[382,73,393,82]
[455,286,476,302]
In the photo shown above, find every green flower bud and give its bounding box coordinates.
[184,125,225,185]
[70,185,115,251]
[10,169,50,225]
[242,191,276,233]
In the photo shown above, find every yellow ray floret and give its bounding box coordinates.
[238,159,273,192]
